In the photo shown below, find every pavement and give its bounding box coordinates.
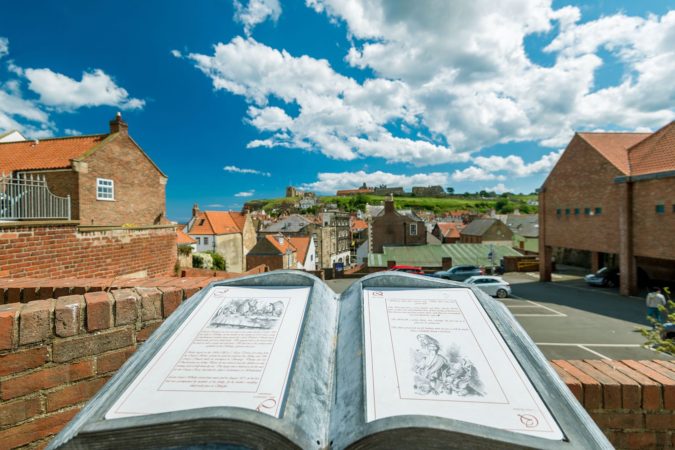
[325,273,674,361]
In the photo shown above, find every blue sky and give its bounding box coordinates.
[0,0,673,222]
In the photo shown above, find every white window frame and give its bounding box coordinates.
[203,236,209,246]
[410,223,418,236]
[96,178,115,201]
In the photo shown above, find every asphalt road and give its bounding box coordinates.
[325,274,674,361]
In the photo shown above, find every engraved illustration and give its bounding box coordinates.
[208,298,285,329]
[413,334,485,397]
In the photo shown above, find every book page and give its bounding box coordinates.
[363,288,564,440]
[106,286,310,419]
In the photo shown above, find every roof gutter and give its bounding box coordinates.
[614,170,675,183]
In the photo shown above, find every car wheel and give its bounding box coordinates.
[607,279,617,288]
[496,289,508,299]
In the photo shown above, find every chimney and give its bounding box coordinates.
[276,234,284,245]
[384,194,395,214]
[192,203,200,218]
[109,112,128,135]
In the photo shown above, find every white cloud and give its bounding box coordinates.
[300,170,449,193]
[473,150,563,177]
[170,49,183,58]
[0,37,8,58]
[224,165,271,176]
[24,68,144,110]
[451,166,503,182]
[483,183,511,194]
[188,37,465,165]
[206,203,225,208]
[235,189,256,197]
[234,0,282,35]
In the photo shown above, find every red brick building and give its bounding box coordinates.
[0,114,167,226]
[370,196,426,253]
[431,222,462,243]
[539,121,675,295]
[459,218,513,244]
[246,233,297,271]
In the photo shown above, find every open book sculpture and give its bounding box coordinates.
[49,271,611,449]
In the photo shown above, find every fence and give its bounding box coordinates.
[0,173,71,221]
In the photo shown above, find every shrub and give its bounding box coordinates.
[640,287,675,355]
[207,251,227,271]
[177,244,192,256]
[192,254,204,268]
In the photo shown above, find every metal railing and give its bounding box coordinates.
[0,173,71,220]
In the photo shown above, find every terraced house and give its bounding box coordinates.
[539,121,675,295]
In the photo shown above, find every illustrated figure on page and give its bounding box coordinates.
[413,333,485,397]
[208,298,285,329]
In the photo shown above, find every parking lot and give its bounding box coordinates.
[326,272,674,361]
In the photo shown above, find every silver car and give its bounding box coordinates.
[464,276,512,298]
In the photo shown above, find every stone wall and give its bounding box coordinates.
[0,222,177,279]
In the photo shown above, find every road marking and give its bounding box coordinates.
[535,343,642,347]
[506,295,567,317]
[577,345,610,360]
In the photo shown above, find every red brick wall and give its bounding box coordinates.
[78,134,167,226]
[0,289,673,449]
[0,287,191,449]
[541,135,624,254]
[632,177,675,261]
[371,212,426,253]
[0,222,176,279]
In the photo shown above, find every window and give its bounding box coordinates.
[595,207,602,215]
[203,237,209,245]
[565,208,570,216]
[656,204,665,214]
[410,223,418,236]
[196,237,201,245]
[574,208,580,216]
[556,208,561,216]
[96,178,114,200]
[584,208,591,215]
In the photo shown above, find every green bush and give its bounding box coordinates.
[207,251,227,271]
[192,254,204,269]
[177,244,192,256]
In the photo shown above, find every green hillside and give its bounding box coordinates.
[245,194,537,215]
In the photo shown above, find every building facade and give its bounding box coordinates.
[459,218,513,244]
[539,122,675,295]
[370,197,426,253]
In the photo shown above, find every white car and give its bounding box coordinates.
[464,276,511,298]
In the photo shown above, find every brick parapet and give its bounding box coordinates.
[0,286,201,448]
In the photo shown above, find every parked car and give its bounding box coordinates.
[662,323,675,340]
[389,265,425,275]
[464,276,512,298]
[431,265,484,281]
[584,267,620,287]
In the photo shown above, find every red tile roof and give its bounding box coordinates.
[436,222,461,239]
[288,236,310,264]
[0,134,108,173]
[176,229,197,245]
[577,122,675,177]
[266,234,296,255]
[189,211,247,235]
[350,218,368,232]
[577,132,650,175]
[628,121,675,176]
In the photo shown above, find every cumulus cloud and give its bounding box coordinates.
[234,190,256,197]
[483,183,511,195]
[234,0,282,35]
[23,68,144,110]
[224,165,271,176]
[188,37,464,165]
[171,49,183,58]
[300,170,449,193]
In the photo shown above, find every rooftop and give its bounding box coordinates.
[368,243,522,268]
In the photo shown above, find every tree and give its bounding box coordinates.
[446,187,455,195]
[641,287,675,355]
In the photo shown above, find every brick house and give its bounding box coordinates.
[246,233,297,271]
[539,121,675,295]
[185,205,257,273]
[431,222,462,243]
[370,196,426,253]
[459,218,513,244]
[0,114,167,226]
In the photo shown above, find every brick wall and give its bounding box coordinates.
[541,135,624,254]
[632,177,675,261]
[78,134,167,227]
[0,287,193,449]
[1,288,673,449]
[552,359,675,449]
[0,222,177,279]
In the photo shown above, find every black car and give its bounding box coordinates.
[584,267,620,287]
[431,265,484,281]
